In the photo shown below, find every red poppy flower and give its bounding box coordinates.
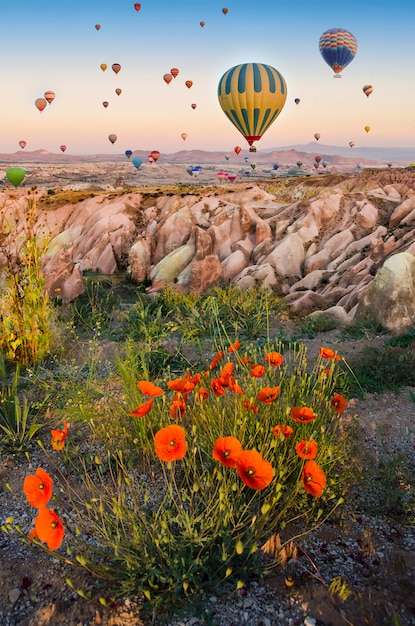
[209,351,224,370]
[128,397,154,417]
[264,351,283,367]
[320,368,332,377]
[236,450,274,490]
[188,372,202,385]
[169,398,186,419]
[23,468,53,509]
[295,439,318,460]
[211,378,226,396]
[34,507,65,550]
[228,377,245,395]
[243,399,259,413]
[137,381,164,396]
[167,378,195,393]
[227,340,240,353]
[50,421,68,451]
[256,386,280,404]
[197,386,209,400]
[331,393,347,414]
[154,424,187,462]
[212,436,243,468]
[291,406,317,423]
[272,424,294,439]
[250,364,265,378]
[219,362,234,386]
[319,347,341,361]
[302,460,327,497]
[241,357,251,365]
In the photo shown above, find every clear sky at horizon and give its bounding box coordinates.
[1,0,414,156]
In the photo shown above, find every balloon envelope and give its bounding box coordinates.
[134,3,141,10]
[132,157,142,169]
[44,91,55,104]
[115,88,122,96]
[60,145,66,152]
[19,140,26,150]
[319,28,358,77]
[294,98,300,105]
[200,21,205,27]
[100,63,107,71]
[35,97,47,112]
[150,150,160,161]
[95,24,101,30]
[108,134,117,144]
[314,133,320,141]
[125,150,132,158]
[364,126,370,133]
[349,141,355,148]
[163,73,173,84]
[103,101,109,108]
[171,68,179,78]
[296,161,302,168]
[315,155,321,163]
[217,63,287,148]
[234,146,241,155]
[181,133,187,140]
[185,80,193,89]
[112,63,121,74]
[222,8,228,14]
[6,167,25,187]
[191,103,197,109]
[273,163,279,170]
[363,84,373,97]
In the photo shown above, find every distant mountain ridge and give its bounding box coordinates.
[270,142,415,162]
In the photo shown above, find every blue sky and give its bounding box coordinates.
[1,0,414,154]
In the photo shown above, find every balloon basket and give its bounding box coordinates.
[249,146,257,152]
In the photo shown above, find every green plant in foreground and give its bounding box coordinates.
[8,339,351,614]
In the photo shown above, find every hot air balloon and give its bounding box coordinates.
[6,167,25,187]
[296,161,302,168]
[319,28,358,77]
[251,163,256,170]
[103,101,109,108]
[222,8,228,15]
[234,146,241,155]
[150,150,160,161]
[35,97,47,112]
[44,91,55,104]
[349,141,355,148]
[134,3,141,10]
[171,68,179,78]
[181,133,188,141]
[314,161,319,169]
[364,126,370,133]
[322,161,328,168]
[315,155,321,163]
[132,157,142,169]
[200,21,205,27]
[125,150,133,158]
[100,63,107,71]
[112,63,121,75]
[60,145,66,152]
[228,175,236,182]
[108,134,117,144]
[273,163,279,170]
[294,98,300,105]
[115,88,122,96]
[163,73,173,84]
[19,141,26,150]
[314,133,321,141]
[224,154,230,160]
[217,63,287,150]
[186,166,194,176]
[95,24,101,30]
[191,103,197,109]
[387,162,392,168]
[185,80,193,89]
[363,85,373,98]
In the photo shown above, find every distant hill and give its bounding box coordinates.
[269,142,415,163]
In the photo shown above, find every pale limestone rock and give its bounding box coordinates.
[150,239,196,283]
[128,236,151,283]
[152,205,195,263]
[290,270,326,292]
[307,305,352,327]
[222,249,248,282]
[194,227,213,260]
[304,248,331,273]
[43,248,85,302]
[188,255,223,293]
[355,203,378,229]
[234,263,279,290]
[389,196,415,228]
[264,233,305,278]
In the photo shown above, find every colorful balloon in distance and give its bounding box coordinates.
[115,88,122,96]
[273,163,279,170]
[134,3,141,11]
[103,101,109,108]
[44,91,55,104]
[314,133,321,141]
[349,141,355,148]
[296,161,302,168]
[170,68,179,78]
[60,145,66,153]
[35,97,47,112]
[234,146,241,155]
[315,155,321,163]
[225,154,230,160]
[19,140,26,150]
[147,155,154,164]
[163,73,172,84]
[150,150,160,161]
[364,126,371,133]
[185,80,193,89]
[191,103,197,109]
[108,134,117,144]
[95,24,101,30]
[294,98,300,105]
[200,21,205,27]
[112,63,121,75]
[217,63,287,149]
[6,167,25,187]
[222,8,228,14]
[363,85,373,97]
[125,150,132,158]
[314,161,319,169]
[132,157,142,169]
[100,64,107,71]
[319,28,358,77]
[181,133,188,141]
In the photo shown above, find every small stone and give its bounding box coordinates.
[304,618,317,626]
[9,588,21,604]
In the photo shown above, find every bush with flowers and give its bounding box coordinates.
[6,337,351,612]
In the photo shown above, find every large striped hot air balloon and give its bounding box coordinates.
[319,28,358,77]
[217,62,287,151]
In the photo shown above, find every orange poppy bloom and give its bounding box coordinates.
[331,393,347,414]
[23,468,53,509]
[227,340,240,353]
[128,398,154,417]
[219,362,234,386]
[272,424,294,439]
[264,351,283,367]
[250,364,265,378]
[228,377,245,395]
[154,424,187,462]
[320,368,332,377]
[291,406,317,423]
[209,350,224,370]
[211,378,226,396]
[256,386,280,404]
[197,386,209,400]
[34,507,65,550]
[167,378,195,393]
[295,439,318,460]
[236,450,274,490]
[302,460,327,497]
[50,421,68,451]
[137,381,164,397]
[188,372,202,385]
[169,398,186,419]
[241,357,251,365]
[243,399,259,413]
[212,436,243,468]
[319,347,341,361]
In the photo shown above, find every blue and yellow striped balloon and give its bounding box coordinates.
[217,63,287,148]
[319,28,358,77]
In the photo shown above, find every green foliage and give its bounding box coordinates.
[347,344,415,394]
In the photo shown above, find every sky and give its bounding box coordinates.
[1,0,415,155]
